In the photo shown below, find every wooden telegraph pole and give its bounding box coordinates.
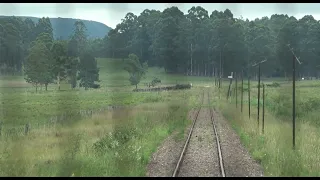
[287,44,302,149]
[252,58,267,129]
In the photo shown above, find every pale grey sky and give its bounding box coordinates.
[1,3,320,28]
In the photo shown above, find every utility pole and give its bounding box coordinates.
[219,43,228,89]
[252,58,267,129]
[258,63,260,126]
[219,50,222,89]
[262,84,265,134]
[248,73,251,119]
[190,43,193,76]
[287,44,302,150]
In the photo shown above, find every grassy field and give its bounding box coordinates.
[0,58,212,176]
[2,57,320,176]
[210,77,320,176]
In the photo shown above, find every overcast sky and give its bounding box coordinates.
[1,3,320,28]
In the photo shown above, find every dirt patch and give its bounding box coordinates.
[146,109,197,177]
[212,110,264,177]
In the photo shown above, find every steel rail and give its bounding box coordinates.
[172,90,204,177]
[208,91,226,177]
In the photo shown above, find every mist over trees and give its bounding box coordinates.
[1,6,320,85]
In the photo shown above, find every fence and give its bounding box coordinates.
[0,105,126,138]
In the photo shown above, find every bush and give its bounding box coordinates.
[92,84,100,89]
[93,125,138,155]
[148,78,161,87]
[266,82,280,88]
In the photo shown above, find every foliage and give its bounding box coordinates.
[150,77,161,87]
[266,82,280,88]
[51,40,68,90]
[2,7,320,79]
[124,54,148,89]
[78,51,100,90]
[102,7,320,78]
[24,40,54,91]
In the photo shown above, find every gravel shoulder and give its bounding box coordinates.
[212,110,264,177]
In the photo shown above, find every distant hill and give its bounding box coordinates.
[1,16,112,40]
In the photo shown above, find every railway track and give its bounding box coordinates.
[172,90,225,177]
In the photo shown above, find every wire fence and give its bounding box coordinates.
[0,105,126,138]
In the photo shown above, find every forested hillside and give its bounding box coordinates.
[0,16,111,40]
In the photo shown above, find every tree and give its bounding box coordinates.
[51,40,68,90]
[78,51,99,90]
[186,6,210,76]
[124,53,148,89]
[34,17,53,40]
[24,41,54,92]
[34,32,53,50]
[1,22,23,74]
[4,8,320,80]
[152,7,185,73]
[276,16,299,78]
[65,56,78,89]
[66,38,79,89]
[71,20,88,57]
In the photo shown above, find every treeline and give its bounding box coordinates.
[2,7,320,80]
[102,7,320,78]
[0,16,99,90]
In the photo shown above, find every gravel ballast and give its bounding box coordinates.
[146,109,196,177]
[178,94,221,177]
[212,110,264,177]
[146,89,264,177]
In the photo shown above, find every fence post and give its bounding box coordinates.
[0,121,2,136]
[235,72,238,108]
[215,68,217,86]
[25,123,30,135]
[227,72,233,100]
[241,70,244,113]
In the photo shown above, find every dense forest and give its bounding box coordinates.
[1,6,320,82]
[103,7,320,79]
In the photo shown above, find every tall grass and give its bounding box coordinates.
[211,79,320,176]
[0,57,208,176]
[0,89,202,176]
